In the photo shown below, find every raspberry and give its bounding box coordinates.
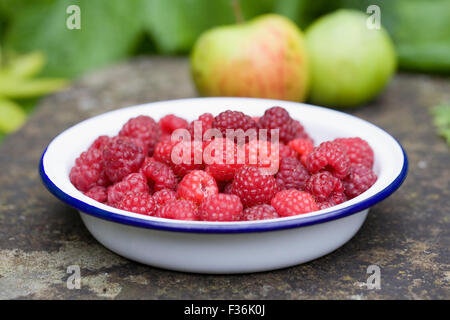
[276,157,310,190]
[154,138,204,177]
[278,143,297,159]
[334,137,374,168]
[170,140,204,177]
[317,192,347,210]
[288,138,314,164]
[159,114,188,135]
[244,140,280,175]
[231,166,280,207]
[119,115,161,155]
[204,138,242,181]
[258,106,297,143]
[212,110,257,137]
[70,148,109,192]
[141,159,177,191]
[84,186,107,203]
[155,199,198,221]
[306,171,346,209]
[117,192,156,216]
[188,113,214,139]
[271,189,318,217]
[130,136,149,156]
[89,135,111,151]
[153,189,177,210]
[198,194,243,221]
[241,204,279,221]
[305,141,350,179]
[153,138,179,166]
[107,172,149,206]
[103,136,146,183]
[290,119,311,141]
[177,170,218,204]
[198,113,214,127]
[343,164,377,199]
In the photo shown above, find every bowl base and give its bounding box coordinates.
[80,210,368,274]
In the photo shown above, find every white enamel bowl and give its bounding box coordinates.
[40,97,408,274]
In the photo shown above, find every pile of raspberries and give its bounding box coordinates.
[70,106,377,222]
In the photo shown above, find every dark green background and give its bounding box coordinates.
[1,0,449,77]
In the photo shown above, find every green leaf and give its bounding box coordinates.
[390,0,450,73]
[0,76,67,98]
[431,104,450,145]
[4,0,145,77]
[0,98,27,133]
[339,0,450,73]
[140,0,275,53]
[0,51,46,78]
[274,0,339,29]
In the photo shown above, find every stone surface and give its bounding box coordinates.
[0,57,449,300]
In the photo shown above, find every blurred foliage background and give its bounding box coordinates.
[1,0,449,77]
[0,0,449,141]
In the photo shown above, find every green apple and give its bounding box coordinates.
[305,10,397,108]
[190,14,309,102]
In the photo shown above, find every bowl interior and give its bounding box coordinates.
[41,97,406,227]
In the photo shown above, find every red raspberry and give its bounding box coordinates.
[276,157,310,191]
[153,138,179,166]
[244,140,280,175]
[334,137,374,168]
[288,138,314,164]
[103,136,146,183]
[141,159,177,191]
[155,199,198,221]
[306,171,346,209]
[170,140,204,177]
[278,143,297,159]
[70,148,109,192]
[204,138,242,181]
[177,170,218,204]
[241,204,279,221]
[159,114,188,135]
[305,141,350,179]
[188,113,214,139]
[271,189,318,217]
[154,138,204,177]
[84,186,107,203]
[119,115,161,155]
[198,113,214,127]
[343,164,377,199]
[89,135,111,151]
[213,110,257,136]
[107,172,149,206]
[290,119,311,141]
[198,194,243,221]
[317,193,347,210]
[231,166,280,207]
[117,192,156,216]
[258,106,299,143]
[153,189,177,210]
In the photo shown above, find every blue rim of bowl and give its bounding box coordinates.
[39,102,408,234]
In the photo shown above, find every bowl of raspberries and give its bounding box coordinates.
[40,97,407,273]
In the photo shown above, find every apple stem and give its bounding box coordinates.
[231,0,244,24]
